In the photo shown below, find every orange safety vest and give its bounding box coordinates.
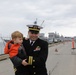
[4,40,20,58]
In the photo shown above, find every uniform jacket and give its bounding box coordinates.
[23,38,48,75]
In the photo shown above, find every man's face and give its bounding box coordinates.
[28,31,39,41]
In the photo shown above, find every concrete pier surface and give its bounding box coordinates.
[0,41,76,75]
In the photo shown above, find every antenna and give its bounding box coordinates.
[34,18,37,24]
[41,20,45,26]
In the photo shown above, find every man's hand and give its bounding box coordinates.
[22,59,29,66]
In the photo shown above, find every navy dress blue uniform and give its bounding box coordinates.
[23,24,48,75]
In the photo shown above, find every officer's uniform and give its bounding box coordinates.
[23,25,48,75]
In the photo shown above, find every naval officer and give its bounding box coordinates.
[23,23,48,75]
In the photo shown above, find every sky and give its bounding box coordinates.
[0,0,76,37]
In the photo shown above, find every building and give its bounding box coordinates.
[39,33,47,41]
[48,32,60,43]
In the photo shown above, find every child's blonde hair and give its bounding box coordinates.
[11,31,23,39]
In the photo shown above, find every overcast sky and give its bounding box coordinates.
[0,0,76,37]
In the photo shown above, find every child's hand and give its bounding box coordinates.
[22,59,29,66]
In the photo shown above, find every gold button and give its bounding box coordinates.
[33,66,35,68]
[33,60,35,62]
[34,72,36,74]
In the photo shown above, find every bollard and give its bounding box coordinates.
[72,38,75,49]
[55,48,58,52]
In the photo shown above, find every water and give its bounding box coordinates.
[0,38,6,55]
